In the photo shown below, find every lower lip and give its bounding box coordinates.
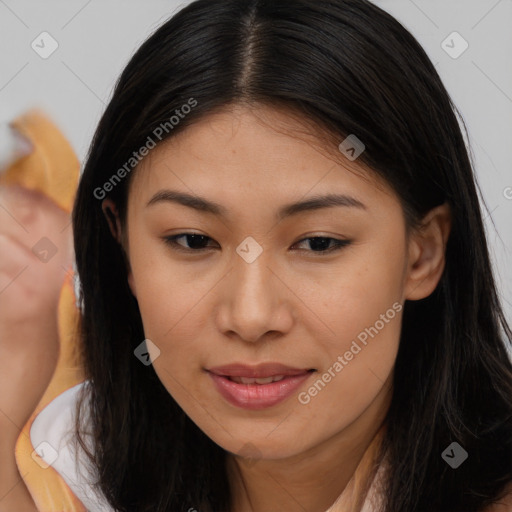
[207,371,313,410]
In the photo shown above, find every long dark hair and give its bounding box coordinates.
[72,0,512,510]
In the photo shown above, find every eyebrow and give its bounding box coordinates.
[146,189,367,220]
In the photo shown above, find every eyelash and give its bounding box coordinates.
[162,233,351,256]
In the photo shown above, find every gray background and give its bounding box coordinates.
[1,0,511,325]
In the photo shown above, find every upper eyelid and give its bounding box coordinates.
[164,233,347,243]
[163,233,351,252]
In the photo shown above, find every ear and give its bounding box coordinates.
[404,202,451,301]
[101,198,137,298]
[101,199,122,243]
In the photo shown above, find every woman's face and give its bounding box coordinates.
[122,104,417,461]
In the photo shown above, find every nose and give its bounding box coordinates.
[215,249,294,344]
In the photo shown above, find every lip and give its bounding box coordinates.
[207,363,313,378]
[206,363,315,410]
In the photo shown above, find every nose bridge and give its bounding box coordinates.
[218,237,291,342]
[232,239,276,309]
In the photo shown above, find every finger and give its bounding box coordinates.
[0,233,37,284]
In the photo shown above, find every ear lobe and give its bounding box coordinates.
[102,199,122,243]
[404,203,451,301]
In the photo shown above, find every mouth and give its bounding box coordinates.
[206,363,316,410]
[225,375,290,384]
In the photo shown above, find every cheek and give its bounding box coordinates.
[127,234,214,374]
[302,235,405,347]
[293,239,405,415]
[130,257,209,408]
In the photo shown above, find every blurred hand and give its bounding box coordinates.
[0,184,73,325]
[0,138,74,510]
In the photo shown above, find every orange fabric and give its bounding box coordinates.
[14,276,86,512]
[1,110,86,510]
[0,110,79,212]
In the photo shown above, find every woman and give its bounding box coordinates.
[68,0,512,510]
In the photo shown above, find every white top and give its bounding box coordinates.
[30,382,115,512]
[30,382,382,512]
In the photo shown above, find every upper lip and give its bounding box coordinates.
[207,363,313,378]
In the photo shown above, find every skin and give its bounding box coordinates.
[1,107,508,511]
[0,184,73,512]
[104,103,452,512]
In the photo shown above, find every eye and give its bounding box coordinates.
[163,233,351,255]
[163,233,217,252]
[291,236,351,254]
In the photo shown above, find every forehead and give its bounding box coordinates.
[128,104,397,214]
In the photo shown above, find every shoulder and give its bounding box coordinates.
[30,382,84,455]
[483,483,512,512]
[30,381,115,512]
